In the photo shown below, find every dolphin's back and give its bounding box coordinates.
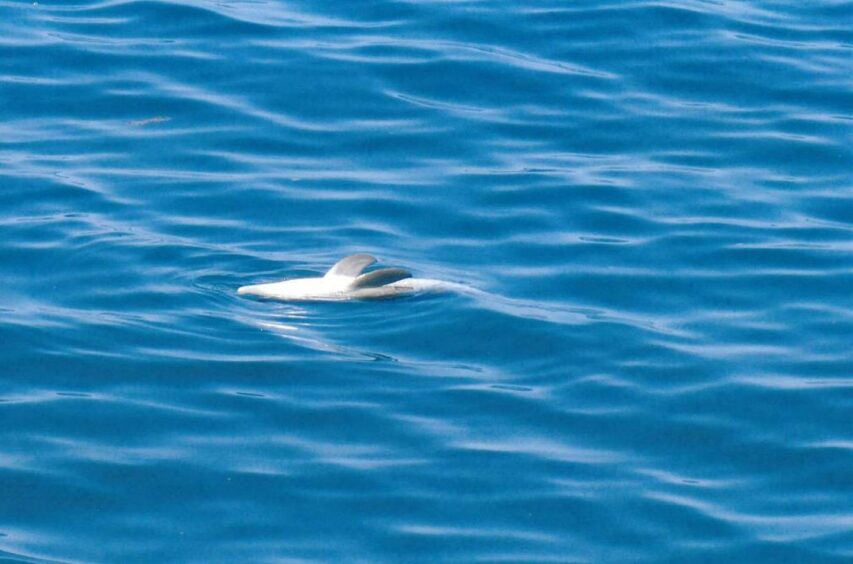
[238,255,462,301]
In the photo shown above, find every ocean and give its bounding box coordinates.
[1,0,851,561]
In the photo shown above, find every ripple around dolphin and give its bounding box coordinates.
[1,0,852,561]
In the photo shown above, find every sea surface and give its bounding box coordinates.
[1,0,851,561]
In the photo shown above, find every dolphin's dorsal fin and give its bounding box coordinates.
[349,268,411,289]
[325,254,377,278]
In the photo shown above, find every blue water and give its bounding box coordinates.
[1,0,851,561]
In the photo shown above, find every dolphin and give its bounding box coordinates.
[237,254,450,301]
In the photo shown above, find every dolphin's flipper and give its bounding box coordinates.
[325,254,377,277]
[350,268,412,289]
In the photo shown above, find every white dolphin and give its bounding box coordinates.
[237,254,452,301]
